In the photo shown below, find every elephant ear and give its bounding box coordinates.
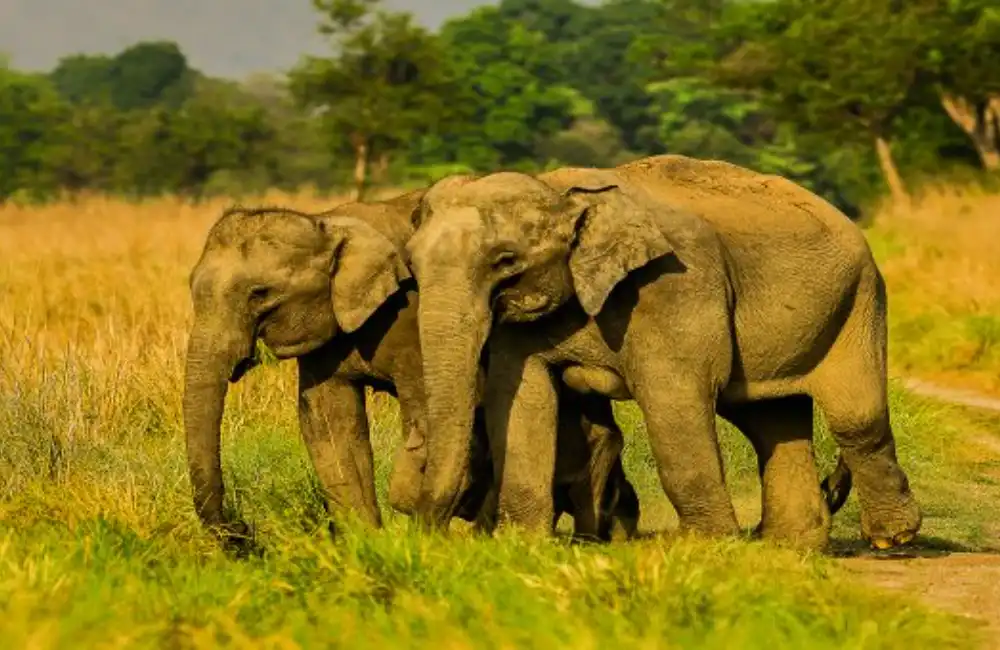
[563,183,676,317]
[322,217,411,333]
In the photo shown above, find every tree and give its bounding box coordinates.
[0,66,66,201]
[559,0,672,152]
[497,0,592,45]
[426,5,575,169]
[926,0,1000,170]
[288,0,459,200]
[47,102,124,195]
[48,42,195,111]
[105,41,194,110]
[48,54,113,105]
[195,73,336,192]
[716,0,937,206]
[535,116,635,168]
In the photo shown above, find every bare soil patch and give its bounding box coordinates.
[839,551,1000,647]
[833,376,1000,647]
[903,378,1000,415]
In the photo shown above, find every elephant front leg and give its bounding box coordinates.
[485,351,559,535]
[630,372,739,538]
[298,364,381,532]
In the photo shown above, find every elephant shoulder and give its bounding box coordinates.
[619,155,864,246]
[537,166,626,194]
[618,154,780,195]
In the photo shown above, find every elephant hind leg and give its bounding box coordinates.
[721,395,831,552]
[599,455,640,542]
[553,390,636,543]
[554,391,616,541]
[811,269,921,549]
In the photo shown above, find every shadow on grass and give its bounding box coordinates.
[828,534,1000,560]
[556,523,1000,564]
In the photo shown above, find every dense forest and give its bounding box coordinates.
[1,0,998,216]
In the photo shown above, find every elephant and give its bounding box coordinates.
[470,380,641,541]
[404,153,920,552]
[182,193,639,550]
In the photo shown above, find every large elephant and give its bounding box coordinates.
[405,154,920,551]
[182,194,638,549]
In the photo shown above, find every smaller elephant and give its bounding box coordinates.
[182,194,639,549]
[464,380,640,541]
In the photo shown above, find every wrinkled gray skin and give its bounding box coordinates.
[406,154,920,552]
[182,194,638,550]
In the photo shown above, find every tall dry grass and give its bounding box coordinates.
[0,191,409,496]
[868,186,1000,396]
[1,193,310,496]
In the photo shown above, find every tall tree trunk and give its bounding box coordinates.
[939,93,1000,171]
[350,133,369,202]
[373,151,391,185]
[985,97,1000,171]
[874,135,910,210]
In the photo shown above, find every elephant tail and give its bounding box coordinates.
[820,454,852,515]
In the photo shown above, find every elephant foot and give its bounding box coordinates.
[757,520,831,553]
[756,490,833,553]
[213,519,260,558]
[675,511,741,539]
[861,496,922,550]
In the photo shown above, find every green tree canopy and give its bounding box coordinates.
[48,54,114,105]
[49,41,195,111]
[924,0,1000,169]
[409,5,576,171]
[712,0,939,204]
[0,67,66,201]
[289,0,460,199]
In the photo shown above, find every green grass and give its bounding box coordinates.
[3,354,998,648]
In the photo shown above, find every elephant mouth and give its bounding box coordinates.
[229,354,261,383]
[494,291,553,322]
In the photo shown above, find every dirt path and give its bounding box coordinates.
[839,551,1000,647]
[845,553,1000,645]
[902,377,1000,414]
[834,377,1000,647]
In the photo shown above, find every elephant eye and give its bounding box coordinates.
[491,250,519,272]
[248,286,271,305]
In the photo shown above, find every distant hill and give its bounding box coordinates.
[0,0,495,79]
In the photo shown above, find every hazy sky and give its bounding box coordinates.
[0,0,501,78]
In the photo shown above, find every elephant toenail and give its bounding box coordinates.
[893,531,915,546]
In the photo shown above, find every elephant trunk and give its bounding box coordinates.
[182,315,256,538]
[416,278,492,528]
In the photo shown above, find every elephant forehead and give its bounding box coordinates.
[190,260,238,303]
[409,206,486,253]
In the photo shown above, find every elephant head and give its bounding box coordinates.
[183,206,410,542]
[405,170,678,524]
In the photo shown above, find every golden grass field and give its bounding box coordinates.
[867,186,1000,397]
[1,185,1000,649]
